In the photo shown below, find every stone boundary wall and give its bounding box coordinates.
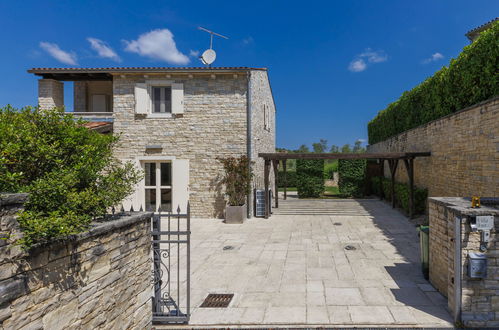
[368,97,499,198]
[0,194,153,330]
[429,197,499,327]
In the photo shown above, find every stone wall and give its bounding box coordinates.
[249,70,276,212]
[429,197,499,327]
[368,97,499,197]
[0,194,153,330]
[74,81,114,113]
[38,79,64,110]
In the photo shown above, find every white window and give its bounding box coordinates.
[143,162,172,212]
[134,81,184,116]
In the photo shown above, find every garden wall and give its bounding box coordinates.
[0,194,153,329]
[428,197,499,327]
[368,97,499,198]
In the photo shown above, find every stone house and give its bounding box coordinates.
[28,67,276,218]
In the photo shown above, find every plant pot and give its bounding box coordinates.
[225,204,247,224]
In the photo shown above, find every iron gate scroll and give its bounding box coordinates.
[151,204,191,324]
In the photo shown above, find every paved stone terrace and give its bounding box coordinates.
[169,195,454,327]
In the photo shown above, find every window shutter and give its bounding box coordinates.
[171,83,184,114]
[172,159,189,213]
[134,83,148,114]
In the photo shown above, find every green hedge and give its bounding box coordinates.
[371,177,428,215]
[338,159,367,197]
[277,170,298,188]
[296,159,324,198]
[324,161,338,180]
[368,21,499,144]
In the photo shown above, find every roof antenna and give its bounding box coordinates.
[198,27,229,67]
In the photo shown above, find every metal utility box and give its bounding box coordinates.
[468,252,487,279]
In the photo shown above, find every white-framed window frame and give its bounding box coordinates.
[146,80,174,118]
[142,159,173,212]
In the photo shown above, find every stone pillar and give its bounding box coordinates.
[73,81,87,112]
[38,79,64,110]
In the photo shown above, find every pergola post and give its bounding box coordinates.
[379,159,385,200]
[403,158,415,218]
[388,159,399,208]
[282,160,287,200]
[264,159,271,219]
[272,159,279,208]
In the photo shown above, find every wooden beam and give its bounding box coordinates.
[258,152,431,161]
[404,158,415,218]
[282,160,287,200]
[272,160,279,208]
[388,159,399,208]
[264,159,270,219]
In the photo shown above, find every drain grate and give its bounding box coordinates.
[223,245,234,251]
[333,222,342,226]
[200,293,234,308]
[344,245,357,250]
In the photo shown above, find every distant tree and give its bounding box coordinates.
[296,144,310,153]
[312,139,328,153]
[341,144,352,153]
[353,140,365,153]
[329,145,339,153]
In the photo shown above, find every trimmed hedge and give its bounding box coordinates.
[371,177,428,215]
[277,170,298,188]
[338,159,367,197]
[296,159,324,198]
[368,21,499,144]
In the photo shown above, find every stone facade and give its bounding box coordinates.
[429,197,499,327]
[0,194,153,330]
[74,81,113,113]
[38,79,63,110]
[368,97,499,198]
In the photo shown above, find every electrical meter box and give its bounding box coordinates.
[468,252,487,279]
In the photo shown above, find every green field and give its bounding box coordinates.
[278,186,342,198]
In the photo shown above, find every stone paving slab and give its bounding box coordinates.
[161,196,454,328]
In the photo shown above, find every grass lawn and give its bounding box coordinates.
[278,186,343,198]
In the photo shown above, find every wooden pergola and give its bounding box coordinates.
[259,152,431,219]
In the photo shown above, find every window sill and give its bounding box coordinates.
[146,113,173,119]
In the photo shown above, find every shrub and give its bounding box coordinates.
[324,161,338,180]
[338,159,366,197]
[217,155,253,206]
[277,170,298,188]
[296,159,324,198]
[368,21,499,144]
[0,106,142,248]
[371,177,428,215]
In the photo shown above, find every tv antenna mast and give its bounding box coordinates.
[198,26,228,66]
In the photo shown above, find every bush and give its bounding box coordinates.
[338,159,366,197]
[371,177,428,215]
[0,106,142,248]
[277,170,298,188]
[324,161,338,180]
[296,159,324,198]
[368,21,499,144]
[217,155,253,206]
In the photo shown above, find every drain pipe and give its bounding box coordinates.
[454,215,462,323]
[246,71,252,218]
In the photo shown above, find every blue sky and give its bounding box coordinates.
[0,1,497,150]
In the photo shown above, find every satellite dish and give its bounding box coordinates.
[200,49,216,65]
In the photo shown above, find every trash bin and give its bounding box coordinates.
[418,225,429,280]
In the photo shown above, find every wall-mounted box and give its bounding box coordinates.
[468,252,487,279]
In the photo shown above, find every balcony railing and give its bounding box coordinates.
[69,112,114,122]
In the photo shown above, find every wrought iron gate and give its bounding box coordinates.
[151,204,191,324]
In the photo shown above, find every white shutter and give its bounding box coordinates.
[134,83,149,114]
[172,159,189,213]
[171,83,184,114]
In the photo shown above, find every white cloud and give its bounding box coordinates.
[39,42,78,65]
[348,59,367,72]
[189,49,199,57]
[87,37,121,62]
[423,52,444,64]
[348,48,387,72]
[123,29,189,65]
[242,36,254,45]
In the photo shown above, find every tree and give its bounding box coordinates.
[312,139,328,153]
[296,144,310,153]
[353,139,365,153]
[341,144,352,153]
[329,145,339,153]
[0,106,142,248]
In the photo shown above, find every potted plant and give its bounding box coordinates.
[217,155,252,224]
